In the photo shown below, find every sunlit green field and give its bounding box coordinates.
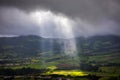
[46,70,88,77]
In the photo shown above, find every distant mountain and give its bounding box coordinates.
[0,35,120,59]
[76,35,120,55]
[0,35,63,58]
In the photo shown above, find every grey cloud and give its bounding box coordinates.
[0,0,120,38]
[73,19,120,37]
[0,0,120,22]
[0,7,40,36]
[0,8,76,38]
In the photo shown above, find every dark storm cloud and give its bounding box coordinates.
[0,0,120,21]
[0,0,120,37]
[0,7,76,38]
[0,7,40,36]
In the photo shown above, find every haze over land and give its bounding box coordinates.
[0,0,120,38]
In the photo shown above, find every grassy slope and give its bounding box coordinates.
[88,53,120,63]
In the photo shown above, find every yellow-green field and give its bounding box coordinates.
[47,70,88,77]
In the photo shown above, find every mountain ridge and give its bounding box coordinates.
[0,35,120,59]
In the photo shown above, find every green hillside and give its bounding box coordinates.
[0,35,120,80]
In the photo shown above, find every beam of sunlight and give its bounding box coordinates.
[30,10,79,67]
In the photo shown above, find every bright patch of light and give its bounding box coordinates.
[30,10,75,38]
[30,10,78,57]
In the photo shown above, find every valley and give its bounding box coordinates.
[0,35,120,80]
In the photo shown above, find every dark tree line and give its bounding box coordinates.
[0,68,48,76]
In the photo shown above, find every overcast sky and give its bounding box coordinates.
[0,0,120,38]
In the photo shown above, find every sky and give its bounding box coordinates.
[0,0,120,38]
